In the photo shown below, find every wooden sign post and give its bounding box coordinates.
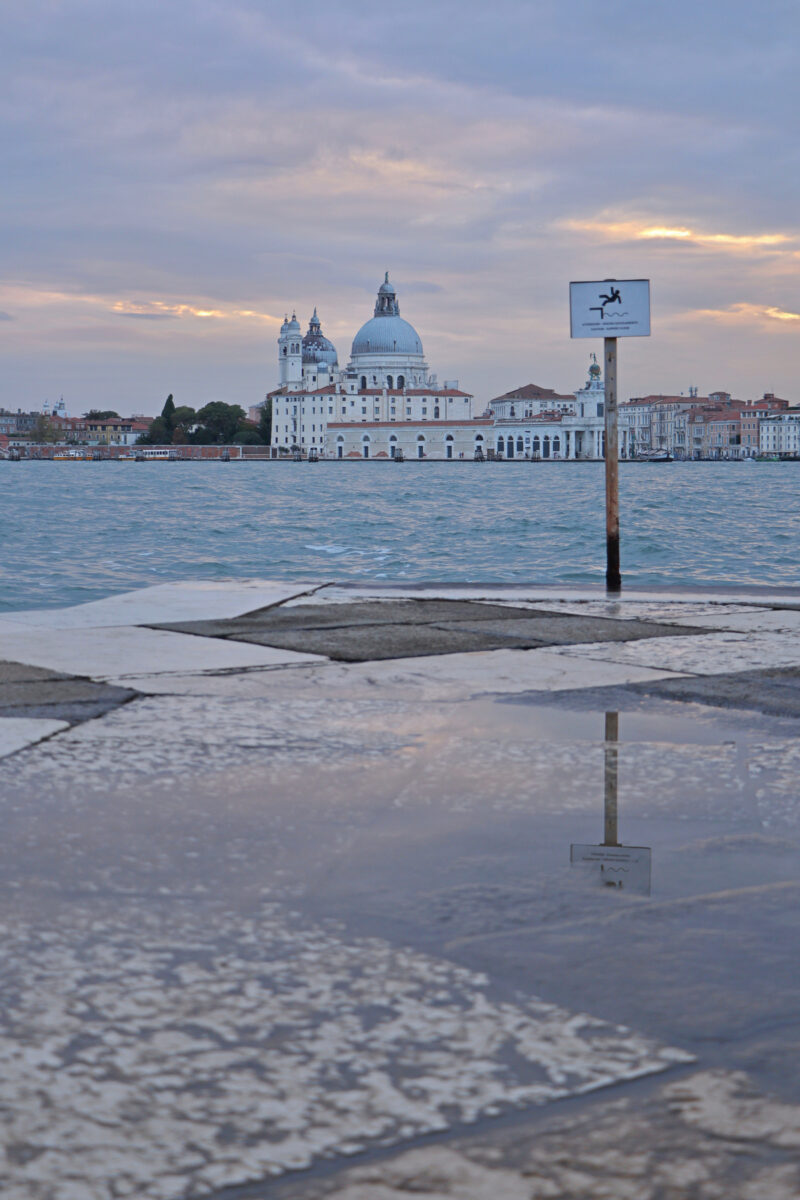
[569,279,651,594]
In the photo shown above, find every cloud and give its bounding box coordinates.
[0,311,13,321]
[111,300,280,322]
[561,217,795,254]
[686,302,800,325]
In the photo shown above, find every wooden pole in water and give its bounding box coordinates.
[604,336,621,593]
[603,710,619,846]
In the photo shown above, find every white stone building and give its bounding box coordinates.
[760,411,800,457]
[330,418,493,460]
[488,359,607,460]
[263,275,476,456]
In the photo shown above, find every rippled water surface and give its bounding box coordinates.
[2,460,799,611]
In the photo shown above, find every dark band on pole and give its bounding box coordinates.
[604,336,621,593]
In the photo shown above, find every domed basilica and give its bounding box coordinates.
[268,275,477,457]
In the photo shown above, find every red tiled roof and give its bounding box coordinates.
[490,383,572,402]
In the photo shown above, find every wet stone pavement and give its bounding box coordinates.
[0,580,799,1199]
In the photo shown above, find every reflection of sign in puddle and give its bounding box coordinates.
[570,843,652,892]
[570,712,652,895]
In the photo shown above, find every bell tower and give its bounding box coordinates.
[278,312,303,388]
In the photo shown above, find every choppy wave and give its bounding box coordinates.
[1,461,799,611]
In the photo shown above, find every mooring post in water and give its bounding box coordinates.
[604,336,621,593]
[603,710,619,847]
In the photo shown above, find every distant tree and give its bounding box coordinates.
[161,394,176,431]
[257,398,272,444]
[84,409,119,419]
[192,401,246,444]
[32,414,57,442]
[136,415,171,445]
[233,429,264,445]
[172,405,195,428]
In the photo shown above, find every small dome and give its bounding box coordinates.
[286,311,301,332]
[302,308,338,367]
[589,361,601,377]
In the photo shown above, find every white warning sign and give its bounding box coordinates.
[570,279,651,338]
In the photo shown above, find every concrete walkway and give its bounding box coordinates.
[1,581,800,1199]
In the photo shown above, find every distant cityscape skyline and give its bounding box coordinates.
[1,2,797,413]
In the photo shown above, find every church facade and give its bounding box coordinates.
[263,275,476,456]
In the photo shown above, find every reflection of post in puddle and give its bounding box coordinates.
[570,711,652,895]
[604,710,618,848]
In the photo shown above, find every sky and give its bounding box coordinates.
[2,0,799,415]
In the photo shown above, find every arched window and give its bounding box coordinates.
[553,436,561,456]
[475,434,484,442]
[497,436,505,455]
[532,436,540,455]
[510,405,515,417]
[543,436,551,459]
[417,434,426,459]
[434,406,440,418]
[387,376,393,389]
[360,376,367,390]
[397,375,405,388]
[507,438,515,459]
[362,434,370,460]
[337,435,344,460]
[445,434,454,460]
[516,437,524,454]
[389,434,398,459]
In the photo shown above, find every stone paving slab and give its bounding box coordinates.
[0,624,324,681]
[153,599,555,637]
[557,629,800,675]
[0,716,69,758]
[0,661,75,684]
[234,623,525,661]
[274,1070,800,1200]
[153,601,705,663]
[0,661,135,746]
[626,665,800,718]
[0,898,691,1200]
[0,580,320,629]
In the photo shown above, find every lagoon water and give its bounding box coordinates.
[2,460,799,612]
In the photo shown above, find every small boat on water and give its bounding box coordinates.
[635,450,673,463]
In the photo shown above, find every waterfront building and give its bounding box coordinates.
[621,391,790,459]
[487,358,607,460]
[266,276,476,456]
[330,418,493,460]
[760,411,800,457]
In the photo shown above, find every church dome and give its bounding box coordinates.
[351,315,423,357]
[302,309,338,367]
[350,274,424,358]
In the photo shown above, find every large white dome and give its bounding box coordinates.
[351,314,423,357]
[350,274,425,362]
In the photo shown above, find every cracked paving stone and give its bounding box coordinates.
[0,659,135,725]
[150,601,706,664]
